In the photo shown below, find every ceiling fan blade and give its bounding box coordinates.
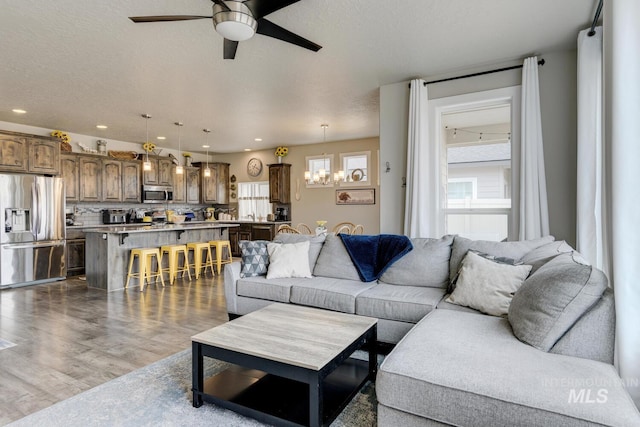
[211,0,231,12]
[244,0,300,19]
[256,18,322,52]
[129,15,211,23]
[224,39,239,59]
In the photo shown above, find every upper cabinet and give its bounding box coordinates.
[202,162,229,204]
[79,156,103,202]
[142,156,173,186]
[28,138,60,174]
[269,163,291,204]
[0,131,60,174]
[186,167,200,204]
[102,160,122,202]
[61,154,79,202]
[121,161,141,203]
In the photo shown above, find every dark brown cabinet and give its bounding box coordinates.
[61,154,79,202]
[201,162,229,204]
[0,134,28,172]
[66,238,86,277]
[186,167,200,204]
[79,157,102,202]
[229,223,287,256]
[269,163,291,204]
[102,160,122,202]
[28,138,60,174]
[122,161,141,203]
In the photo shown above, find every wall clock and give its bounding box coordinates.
[247,158,263,177]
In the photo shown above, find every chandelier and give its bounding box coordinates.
[304,124,344,185]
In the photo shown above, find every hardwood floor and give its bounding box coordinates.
[0,274,229,425]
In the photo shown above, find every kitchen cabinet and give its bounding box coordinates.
[186,167,200,204]
[61,154,79,202]
[201,162,229,204]
[228,222,288,256]
[0,133,28,172]
[229,223,252,257]
[172,166,186,203]
[122,160,141,202]
[28,138,60,174]
[269,163,291,204]
[102,160,122,202]
[66,239,86,277]
[79,157,102,202]
[142,156,173,186]
[251,224,275,241]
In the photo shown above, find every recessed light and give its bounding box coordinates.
[156,136,166,140]
[96,125,108,129]
[244,148,251,151]
[12,109,27,114]
[202,145,210,148]
[254,138,262,142]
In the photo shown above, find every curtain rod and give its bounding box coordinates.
[408,58,545,88]
[588,0,603,37]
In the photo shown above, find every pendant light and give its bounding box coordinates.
[203,129,211,178]
[175,121,184,175]
[142,114,152,172]
[304,124,343,185]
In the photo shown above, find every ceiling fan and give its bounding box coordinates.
[129,0,322,60]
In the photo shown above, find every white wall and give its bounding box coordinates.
[380,49,578,245]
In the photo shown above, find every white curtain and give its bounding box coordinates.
[577,27,609,275]
[237,182,271,220]
[404,79,438,237]
[519,56,550,240]
[608,0,640,409]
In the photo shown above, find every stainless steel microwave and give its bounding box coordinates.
[142,185,173,203]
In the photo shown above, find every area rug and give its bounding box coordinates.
[0,338,16,351]
[9,349,377,426]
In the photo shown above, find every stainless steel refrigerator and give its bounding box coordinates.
[1,174,66,288]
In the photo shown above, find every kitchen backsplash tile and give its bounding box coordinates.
[69,203,210,225]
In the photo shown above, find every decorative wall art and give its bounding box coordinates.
[335,188,375,205]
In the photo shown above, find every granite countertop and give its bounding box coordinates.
[82,222,239,235]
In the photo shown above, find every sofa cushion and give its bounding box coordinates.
[436,296,482,314]
[289,277,376,313]
[377,309,640,427]
[355,284,445,323]
[239,240,270,278]
[266,241,312,279]
[448,235,554,291]
[446,251,532,317]
[379,235,454,288]
[312,233,361,281]
[273,232,326,269]
[508,252,609,351]
[519,240,575,274]
[236,276,295,303]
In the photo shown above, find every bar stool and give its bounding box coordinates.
[208,240,233,275]
[160,244,191,284]
[125,247,165,291]
[186,242,215,279]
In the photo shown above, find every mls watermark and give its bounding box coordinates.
[540,377,639,404]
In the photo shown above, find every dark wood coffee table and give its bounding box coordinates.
[192,303,377,427]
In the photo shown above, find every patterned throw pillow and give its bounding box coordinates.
[239,240,270,278]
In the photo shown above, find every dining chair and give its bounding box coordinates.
[277,224,300,234]
[332,221,355,234]
[296,223,313,234]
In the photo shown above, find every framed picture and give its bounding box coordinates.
[335,188,375,205]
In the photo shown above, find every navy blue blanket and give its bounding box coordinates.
[339,234,413,282]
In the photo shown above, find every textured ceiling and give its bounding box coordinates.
[0,0,595,153]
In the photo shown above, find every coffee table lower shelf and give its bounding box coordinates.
[198,358,370,427]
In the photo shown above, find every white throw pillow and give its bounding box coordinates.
[446,251,532,317]
[266,241,313,279]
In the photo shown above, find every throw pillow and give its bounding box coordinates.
[448,235,555,292]
[379,235,454,288]
[239,240,270,278]
[518,240,575,274]
[312,233,361,281]
[508,252,608,351]
[446,251,532,317]
[266,241,313,279]
[273,232,326,270]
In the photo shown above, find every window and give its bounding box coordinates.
[339,151,371,186]
[305,154,334,188]
[237,181,272,220]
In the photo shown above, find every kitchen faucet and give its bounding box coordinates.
[248,213,255,221]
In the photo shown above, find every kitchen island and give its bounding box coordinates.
[84,222,238,291]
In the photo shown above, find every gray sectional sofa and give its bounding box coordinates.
[223,233,640,426]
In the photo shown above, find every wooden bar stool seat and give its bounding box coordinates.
[125,248,165,292]
[160,244,191,284]
[208,240,233,275]
[186,242,215,279]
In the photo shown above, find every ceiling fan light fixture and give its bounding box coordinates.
[212,2,257,42]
